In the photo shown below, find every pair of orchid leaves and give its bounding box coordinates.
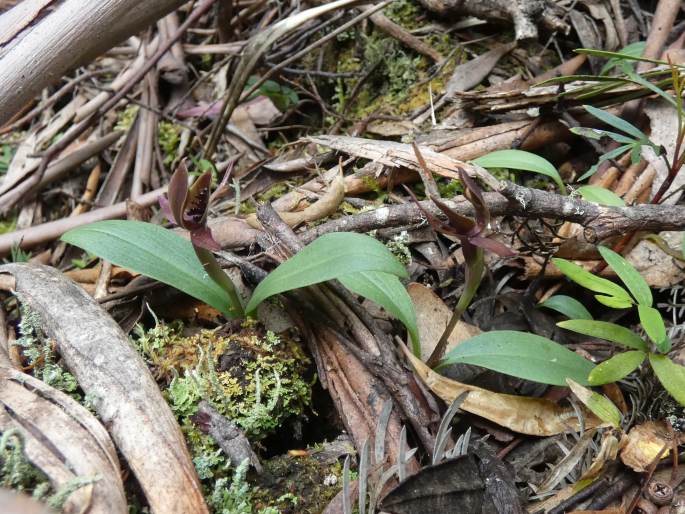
[158,157,514,328]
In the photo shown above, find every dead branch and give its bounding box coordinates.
[0,0,188,124]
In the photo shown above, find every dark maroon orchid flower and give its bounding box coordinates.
[160,161,244,317]
[407,158,516,367]
[160,161,220,251]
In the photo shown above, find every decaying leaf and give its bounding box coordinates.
[380,454,493,514]
[404,347,599,436]
[246,166,345,228]
[0,354,127,514]
[408,282,481,361]
[0,263,209,514]
[619,420,684,472]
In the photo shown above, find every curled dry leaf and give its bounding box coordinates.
[0,263,208,514]
[408,282,481,361]
[403,346,599,436]
[619,420,685,472]
[246,167,345,228]
[0,354,127,514]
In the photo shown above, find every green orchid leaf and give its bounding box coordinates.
[638,305,670,352]
[597,246,651,305]
[246,232,408,312]
[594,294,633,309]
[473,149,566,194]
[62,220,241,317]
[650,354,685,407]
[339,271,419,355]
[552,258,632,302]
[539,295,593,320]
[588,351,646,385]
[557,320,647,351]
[576,186,625,207]
[440,330,595,386]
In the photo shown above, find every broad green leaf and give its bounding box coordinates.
[600,42,647,75]
[557,320,647,351]
[588,351,646,385]
[638,305,670,352]
[649,354,685,407]
[566,379,621,428]
[594,294,633,309]
[246,232,408,313]
[583,105,647,141]
[539,295,593,320]
[338,271,419,354]
[61,220,240,317]
[576,185,625,207]
[440,330,595,386]
[552,258,632,302]
[598,246,651,305]
[473,149,566,194]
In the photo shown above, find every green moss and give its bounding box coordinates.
[158,121,181,166]
[0,216,17,234]
[386,231,412,265]
[258,183,289,203]
[384,0,423,30]
[438,179,464,198]
[115,105,139,132]
[250,453,344,514]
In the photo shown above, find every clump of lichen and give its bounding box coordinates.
[12,297,79,398]
[1,429,52,500]
[386,231,412,265]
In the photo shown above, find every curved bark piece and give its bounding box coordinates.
[0,354,127,514]
[0,263,208,514]
[0,0,187,124]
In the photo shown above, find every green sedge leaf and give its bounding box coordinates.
[599,42,647,75]
[473,149,566,194]
[338,271,419,355]
[62,220,241,317]
[539,295,593,320]
[569,127,636,144]
[588,351,646,385]
[576,186,625,207]
[578,144,633,181]
[622,62,678,108]
[566,379,622,428]
[583,105,648,141]
[551,258,632,302]
[598,246,651,305]
[638,305,670,352]
[440,330,595,386]
[246,232,408,312]
[576,47,664,67]
[594,294,633,309]
[557,320,647,351]
[649,354,685,407]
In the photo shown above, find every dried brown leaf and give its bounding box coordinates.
[403,346,599,436]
